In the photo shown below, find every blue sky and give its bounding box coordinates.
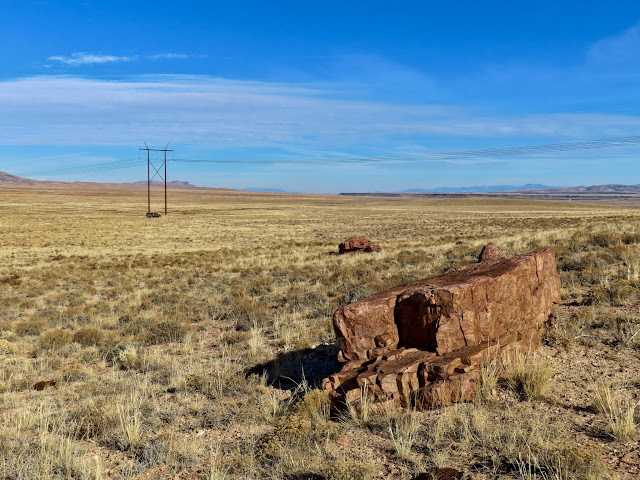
[2,1,640,192]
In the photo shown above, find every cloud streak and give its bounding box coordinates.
[148,53,206,60]
[48,53,138,65]
[588,22,640,65]
[1,75,639,156]
[48,52,207,66]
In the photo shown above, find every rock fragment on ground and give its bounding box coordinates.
[478,244,504,262]
[338,236,381,254]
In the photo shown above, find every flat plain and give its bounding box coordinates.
[1,184,640,479]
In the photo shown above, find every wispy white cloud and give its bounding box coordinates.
[588,22,640,65]
[148,53,206,60]
[48,52,137,65]
[0,75,638,151]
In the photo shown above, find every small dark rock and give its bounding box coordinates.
[33,380,57,391]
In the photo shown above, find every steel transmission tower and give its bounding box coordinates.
[139,143,173,215]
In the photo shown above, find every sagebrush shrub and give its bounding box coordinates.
[73,327,104,346]
[37,328,72,351]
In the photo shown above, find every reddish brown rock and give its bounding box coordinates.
[33,380,57,391]
[338,236,371,254]
[478,244,504,262]
[325,248,561,409]
[364,244,382,253]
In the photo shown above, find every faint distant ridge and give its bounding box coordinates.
[342,183,640,197]
[403,184,556,193]
[397,184,640,194]
[519,184,640,194]
[133,180,197,187]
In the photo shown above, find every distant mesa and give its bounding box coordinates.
[343,183,640,196]
[520,184,640,194]
[401,183,640,194]
[133,180,197,188]
[403,184,557,193]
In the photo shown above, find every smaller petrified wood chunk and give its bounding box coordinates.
[478,244,504,262]
[338,236,371,254]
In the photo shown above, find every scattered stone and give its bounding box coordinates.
[478,244,504,262]
[339,236,373,254]
[33,380,57,391]
[324,247,561,410]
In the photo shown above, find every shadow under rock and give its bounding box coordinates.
[247,343,343,391]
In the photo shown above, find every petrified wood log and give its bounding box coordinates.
[324,247,561,409]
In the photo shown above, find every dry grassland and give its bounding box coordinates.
[1,184,640,479]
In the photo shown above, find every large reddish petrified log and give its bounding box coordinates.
[324,247,561,409]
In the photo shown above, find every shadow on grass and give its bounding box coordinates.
[247,343,342,391]
[284,475,324,480]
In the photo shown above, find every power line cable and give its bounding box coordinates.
[171,135,640,165]
[16,158,142,177]
[13,135,640,177]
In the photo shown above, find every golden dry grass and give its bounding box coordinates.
[1,184,640,479]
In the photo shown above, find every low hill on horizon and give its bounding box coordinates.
[0,171,233,190]
[346,183,640,195]
[404,183,557,193]
[0,171,41,185]
[519,184,640,194]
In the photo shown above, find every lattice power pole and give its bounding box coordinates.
[140,143,173,216]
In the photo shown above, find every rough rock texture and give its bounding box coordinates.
[324,248,561,409]
[364,244,382,253]
[338,237,371,254]
[478,244,504,262]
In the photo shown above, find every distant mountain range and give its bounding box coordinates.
[395,184,640,194]
[403,184,556,193]
[4,171,640,195]
[519,184,640,194]
[0,171,217,189]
